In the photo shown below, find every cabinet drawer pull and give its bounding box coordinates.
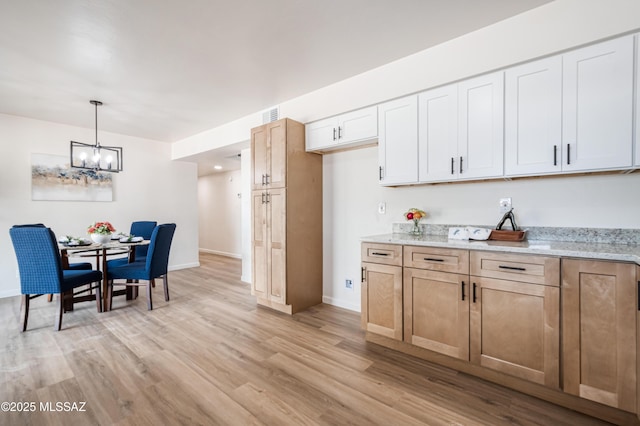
[265,192,270,204]
[361,267,366,283]
[261,193,265,204]
[379,166,383,180]
[451,157,454,175]
[265,174,269,185]
[461,281,465,301]
[553,145,557,166]
[472,283,477,303]
[567,144,571,165]
[338,126,342,139]
[371,252,389,256]
[333,128,337,141]
[459,156,463,174]
[423,257,444,262]
[498,265,526,271]
[261,174,266,185]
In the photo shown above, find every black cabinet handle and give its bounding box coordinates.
[472,283,477,303]
[567,144,571,165]
[460,156,463,174]
[553,145,557,166]
[637,281,640,311]
[333,128,337,141]
[379,166,383,180]
[361,267,366,283]
[498,265,526,271]
[338,126,342,139]
[461,281,465,301]
[371,252,389,256]
[423,258,444,262]
[451,157,454,175]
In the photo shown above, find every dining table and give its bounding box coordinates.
[59,238,150,312]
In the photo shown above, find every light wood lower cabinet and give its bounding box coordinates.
[562,259,637,412]
[469,276,560,388]
[404,267,469,360]
[361,243,403,340]
[361,262,403,340]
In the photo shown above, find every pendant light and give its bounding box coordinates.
[70,100,123,172]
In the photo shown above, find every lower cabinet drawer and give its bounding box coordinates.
[361,243,403,266]
[404,246,469,274]
[470,251,559,286]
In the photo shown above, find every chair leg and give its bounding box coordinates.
[107,280,113,312]
[21,295,30,332]
[163,275,169,302]
[146,281,153,310]
[95,281,102,313]
[47,294,53,303]
[55,294,64,331]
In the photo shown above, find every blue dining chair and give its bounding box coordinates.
[9,225,103,331]
[107,223,176,311]
[11,224,92,270]
[107,220,157,268]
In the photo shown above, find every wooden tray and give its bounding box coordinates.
[489,230,526,241]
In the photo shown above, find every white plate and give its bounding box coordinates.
[120,236,143,243]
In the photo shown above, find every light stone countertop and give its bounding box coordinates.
[362,233,640,264]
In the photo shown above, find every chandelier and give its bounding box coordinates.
[70,100,123,172]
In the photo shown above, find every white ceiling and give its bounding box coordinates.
[0,0,551,174]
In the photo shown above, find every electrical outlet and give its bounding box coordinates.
[345,279,353,290]
[378,202,386,214]
[499,197,512,213]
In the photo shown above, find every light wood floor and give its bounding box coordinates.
[0,253,612,425]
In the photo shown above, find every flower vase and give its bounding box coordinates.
[411,220,422,235]
[91,233,112,244]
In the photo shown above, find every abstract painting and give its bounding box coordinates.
[31,153,113,201]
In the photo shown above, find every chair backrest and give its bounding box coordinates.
[9,225,64,295]
[130,221,157,258]
[145,223,176,278]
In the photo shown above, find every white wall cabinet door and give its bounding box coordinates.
[378,95,418,185]
[306,116,339,151]
[458,72,504,180]
[418,85,458,183]
[505,56,562,176]
[306,106,377,152]
[338,106,378,145]
[562,36,634,172]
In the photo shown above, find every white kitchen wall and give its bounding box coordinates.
[0,113,200,298]
[197,169,242,257]
[172,0,640,311]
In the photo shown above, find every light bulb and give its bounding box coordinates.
[79,152,87,161]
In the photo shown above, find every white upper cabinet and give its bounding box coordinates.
[457,72,504,180]
[418,85,458,182]
[306,106,377,152]
[505,56,563,176]
[562,36,634,172]
[378,95,418,186]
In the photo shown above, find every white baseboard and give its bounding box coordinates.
[199,248,242,259]
[322,295,360,312]
[0,288,20,299]
[240,275,251,284]
[168,262,200,271]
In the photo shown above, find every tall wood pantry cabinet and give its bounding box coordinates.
[251,118,323,314]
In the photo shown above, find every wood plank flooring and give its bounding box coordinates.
[0,253,614,425]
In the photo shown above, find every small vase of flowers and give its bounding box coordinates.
[404,208,426,235]
[87,221,116,244]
